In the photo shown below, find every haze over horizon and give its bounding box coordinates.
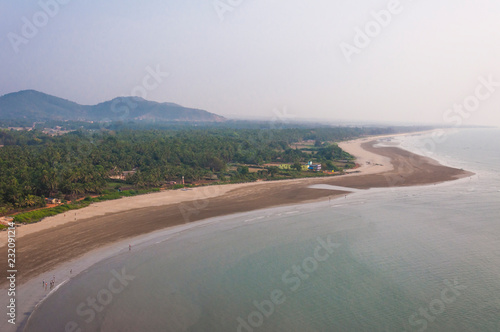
[1,0,500,126]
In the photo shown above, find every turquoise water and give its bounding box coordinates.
[25,129,500,332]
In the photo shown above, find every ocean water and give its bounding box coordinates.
[25,128,500,332]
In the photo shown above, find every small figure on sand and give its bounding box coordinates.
[129,244,131,251]
[42,280,45,288]
[70,269,72,275]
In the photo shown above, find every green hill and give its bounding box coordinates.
[0,90,225,123]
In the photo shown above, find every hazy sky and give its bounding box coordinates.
[1,0,499,126]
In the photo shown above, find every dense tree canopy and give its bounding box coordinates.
[0,125,418,212]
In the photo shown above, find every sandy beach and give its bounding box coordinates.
[0,134,394,248]
[0,133,472,287]
[338,138,393,175]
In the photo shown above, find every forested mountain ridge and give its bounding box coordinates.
[0,90,225,122]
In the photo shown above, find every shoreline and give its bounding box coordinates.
[0,132,412,247]
[0,132,473,283]
[0,132,473,331]
[0,130,433,247]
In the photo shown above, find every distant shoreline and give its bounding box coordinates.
[0,132,473,288]
[0,130,427,247]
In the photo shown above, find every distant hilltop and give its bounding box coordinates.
[0,90,226,123]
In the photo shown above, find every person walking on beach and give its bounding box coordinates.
[129,244,131,251]
[42,280,45,288]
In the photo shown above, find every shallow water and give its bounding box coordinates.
[25,128,500,332]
